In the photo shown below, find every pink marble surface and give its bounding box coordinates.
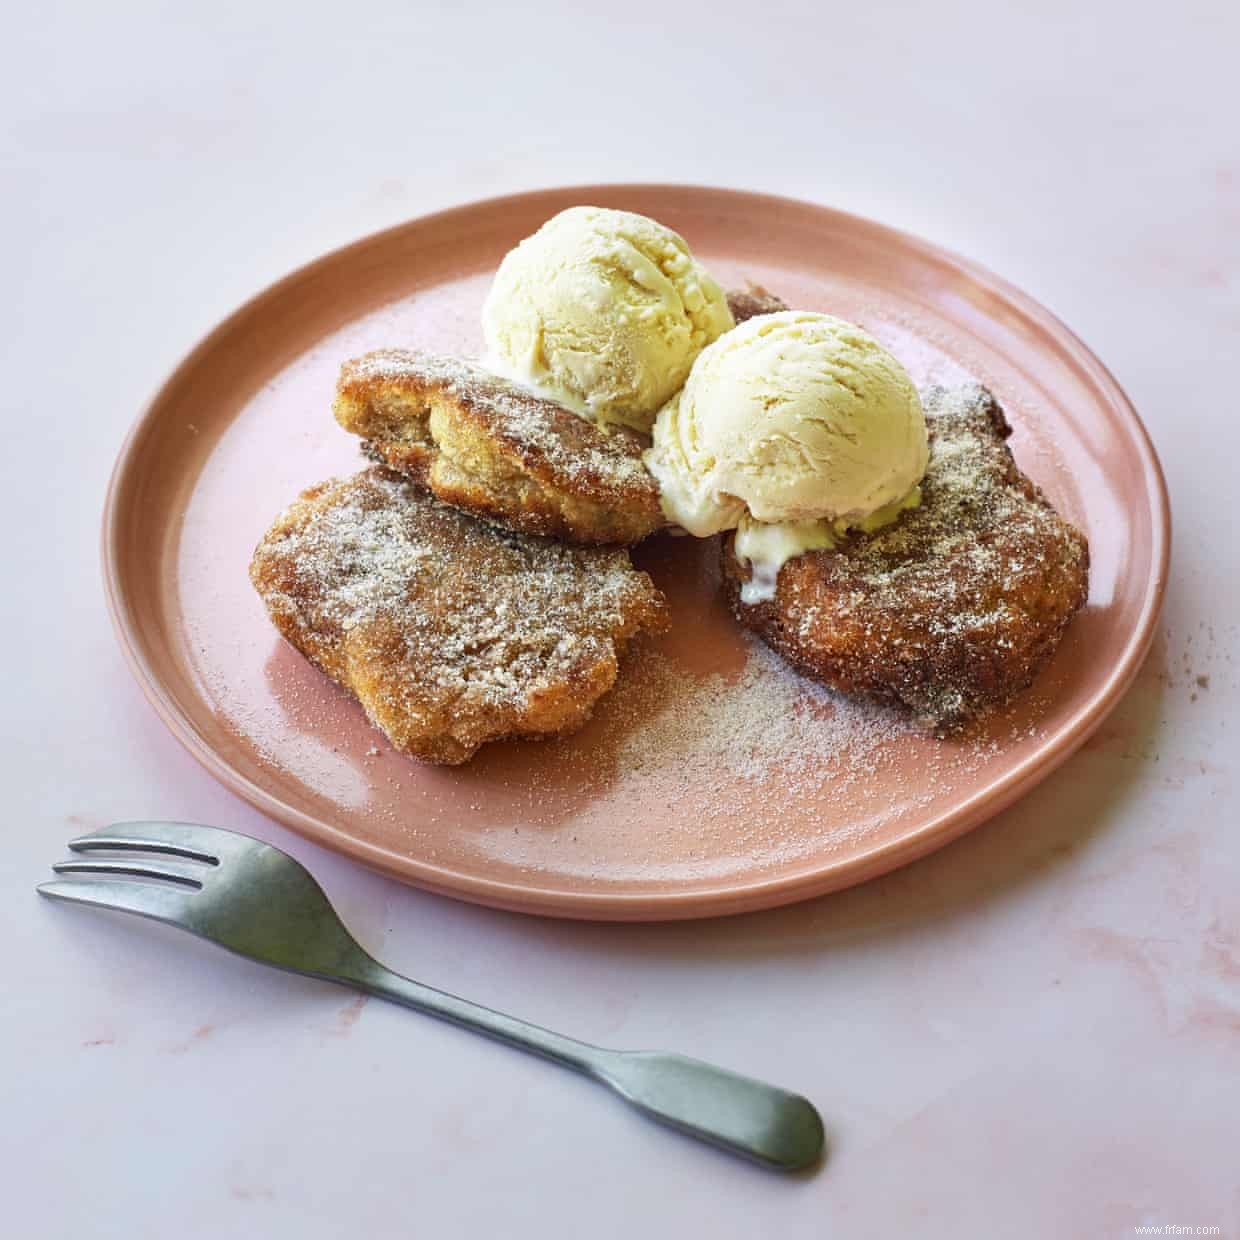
[2,1,1236,1236]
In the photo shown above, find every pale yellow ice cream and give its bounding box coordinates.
[731,488,923,603]
[481,206,734,432]
[646,310,929,600]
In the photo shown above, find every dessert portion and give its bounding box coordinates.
[482,206,734,432]
[722,385,1089,731]
[646,310,928,599]
[334,350,664,546]
[253,200,1090,765]
[250,468,668,764]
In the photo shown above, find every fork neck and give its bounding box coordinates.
[347,956,613,1080]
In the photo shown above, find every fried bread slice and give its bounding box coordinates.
[334,351,664,546]
[723,386,1089,730]
[251,468,669,764]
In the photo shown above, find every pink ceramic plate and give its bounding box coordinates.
[103,186,1169,921]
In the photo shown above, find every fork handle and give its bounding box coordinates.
[351,958,609,1076]
[347,959,824,1170]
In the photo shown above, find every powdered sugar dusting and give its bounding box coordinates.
[255,469,654,703]
[249,468,666,763]
[446,632,1053,881]
[608,641,908,795]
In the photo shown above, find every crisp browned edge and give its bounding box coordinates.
[101,184,1172,921]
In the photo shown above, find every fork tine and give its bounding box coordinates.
[52,859,204,888]
[68,821,237,863]
[37,879,195,926]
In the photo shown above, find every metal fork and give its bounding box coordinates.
[39,822,824,1171]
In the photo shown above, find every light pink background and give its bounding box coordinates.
[3,2,1236,1237]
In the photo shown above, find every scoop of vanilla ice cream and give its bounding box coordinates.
[481,206,734,432]
[646,311,929,537]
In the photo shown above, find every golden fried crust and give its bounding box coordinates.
[250,468,669,764]
[333,351,665,546]
[726,287,790,323]
[723,386,1090,730]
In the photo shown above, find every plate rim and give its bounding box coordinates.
[101,183,1172,921]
